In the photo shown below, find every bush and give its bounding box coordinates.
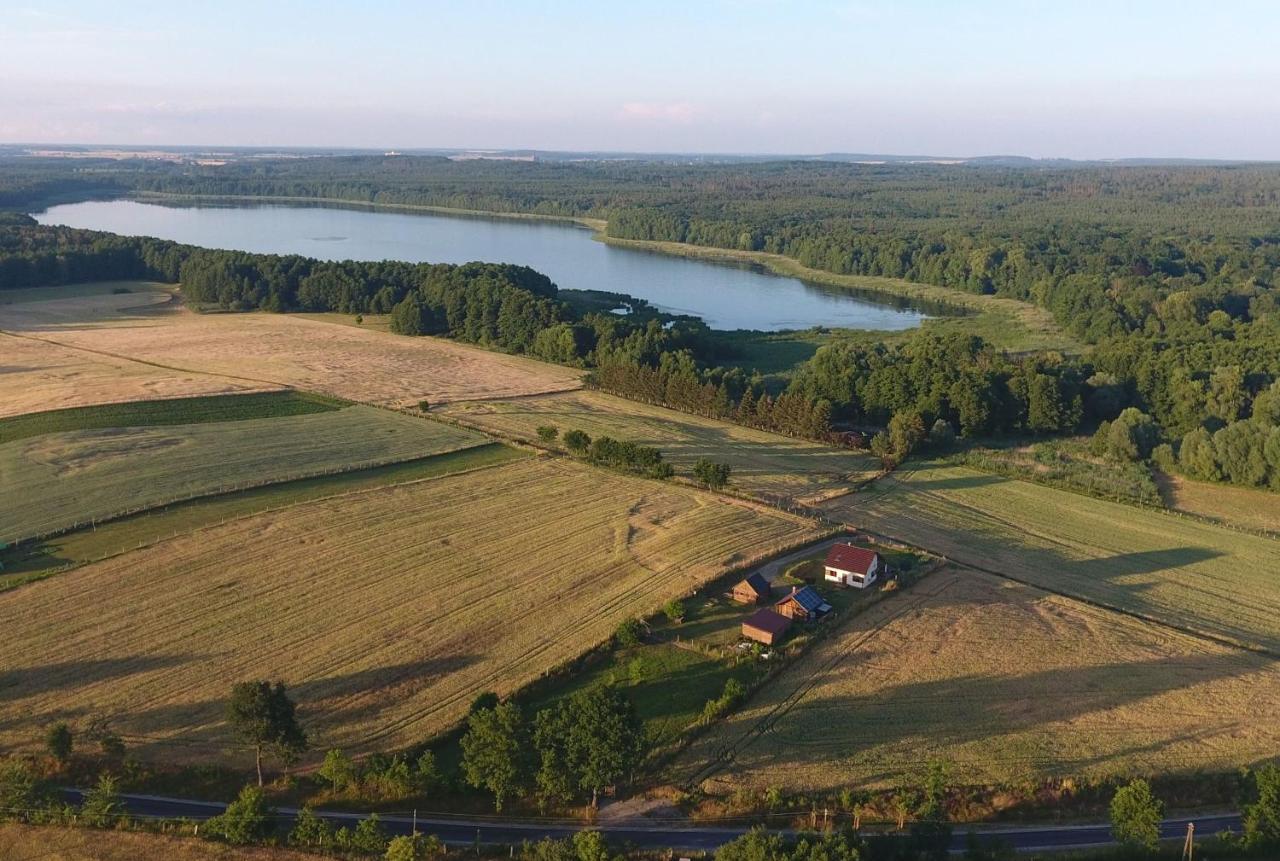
[290,806,333,848]
[536,425,559,443]
[563,429,591,453]
[693,457,732,489]
[662,598,685,623]
[44,723,73,764]
[205,785,273,845]
[1244,763,1280,849]
[80,773,123,828]
[613,618,643,647]
[387,833,442,861]
[1109,778,1163,853]
[0,760,40,822]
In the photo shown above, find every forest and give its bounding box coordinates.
[3,155,1279,489]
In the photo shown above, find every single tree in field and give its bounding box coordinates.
[1109,778,1163,853]
[692,457,732,490]
[227,681,309,787]
[460,702,529,812]
[45,723,73,764]
[319,748,356,794]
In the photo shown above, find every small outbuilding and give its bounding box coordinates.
[732,572,772,605]
[775,585,830,621]
[823,542,883,589]
[742,607,791,645]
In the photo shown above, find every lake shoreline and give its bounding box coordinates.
[122,189,1070,350]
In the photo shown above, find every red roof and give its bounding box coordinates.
[824,543,880,575]
[742,608,791,636]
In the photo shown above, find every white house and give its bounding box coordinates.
[823,542,883,589]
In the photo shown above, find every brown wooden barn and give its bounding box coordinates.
[731,572,771,605]
[741,608,791,645]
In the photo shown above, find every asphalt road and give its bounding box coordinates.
[61,790,1241,853]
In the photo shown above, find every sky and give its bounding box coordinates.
[3,0,1278,159]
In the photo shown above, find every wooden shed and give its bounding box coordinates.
[775,585,830,622]
[732,572,771,605]
[742,608,791,646]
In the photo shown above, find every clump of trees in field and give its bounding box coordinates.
[460,687,644,812]
[558,429,673,479]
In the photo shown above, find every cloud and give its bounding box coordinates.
[617,101,699,123]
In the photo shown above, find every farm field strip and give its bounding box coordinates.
[0,458,821,763]
[439,389,879,504]
[674,568,1280,791]
[0,288,583,408]
[0,330,278,419]
[0,443,527,591]
[822,462,1280,654]
[1,404,486,542]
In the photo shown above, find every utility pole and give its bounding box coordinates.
[1181,822,1195,861]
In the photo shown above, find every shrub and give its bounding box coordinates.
[290,806,334,848]
[45,723,73,764]
[662,598,685,623]
[563,429,591,453]
[418,399,431,412]
[1244,764,1280,849]
[613,618,642,647]
[1109,778,1163,853]
[319,748,356,793]
[693,457,732,489]
[387,833,442,861]
[205,785,273,845]
[80,773,123,828]
[536,425,559,443]
[0,759,39,822]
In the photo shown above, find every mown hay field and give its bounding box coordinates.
[0,458,820,764]
[1156,470,1280,535]
[440,390,879,504]
[822,461,1280,653]
[675,568,1280,792]
[1,405,486,542]
[0,330,276,419]
[0,287,583,409]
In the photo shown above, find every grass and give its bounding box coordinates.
[0,443,526,590]
[0,279,165,304]
[674,568,1280,792]
[523,642,758,751]
[822,460,1280,654]
[2,405,486,542]
[0,286,583,409]
[0,390,344,444]
[1156,470,1280,535]
[948,437,1163,507]
[0,458,821,765]
[0,823,328,860]
[438,389,879,505]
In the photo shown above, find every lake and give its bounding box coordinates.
[34,199,930,332]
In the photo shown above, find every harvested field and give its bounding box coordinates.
[0,288,582,408]
[2,405,485,542]
[676,568,1280,792]
[0,330,275,418]
[440,390,879,504]
[0,458,820,764]
[823,461,1280,653]
[0,444,526,590]
[1156,470,1280,535]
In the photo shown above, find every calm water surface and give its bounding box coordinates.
[35,199,930,332]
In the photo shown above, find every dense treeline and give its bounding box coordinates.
[4,156,1279,491]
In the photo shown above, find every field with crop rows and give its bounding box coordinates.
[0,458,820,764]
[2,405,486,542]
[0,287,582,408]
[675,568,1280,792]
[440,390,879,504]
[822,461,1280,653]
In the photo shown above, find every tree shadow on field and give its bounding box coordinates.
[744,649,1263,786]
[0,655,195,702]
